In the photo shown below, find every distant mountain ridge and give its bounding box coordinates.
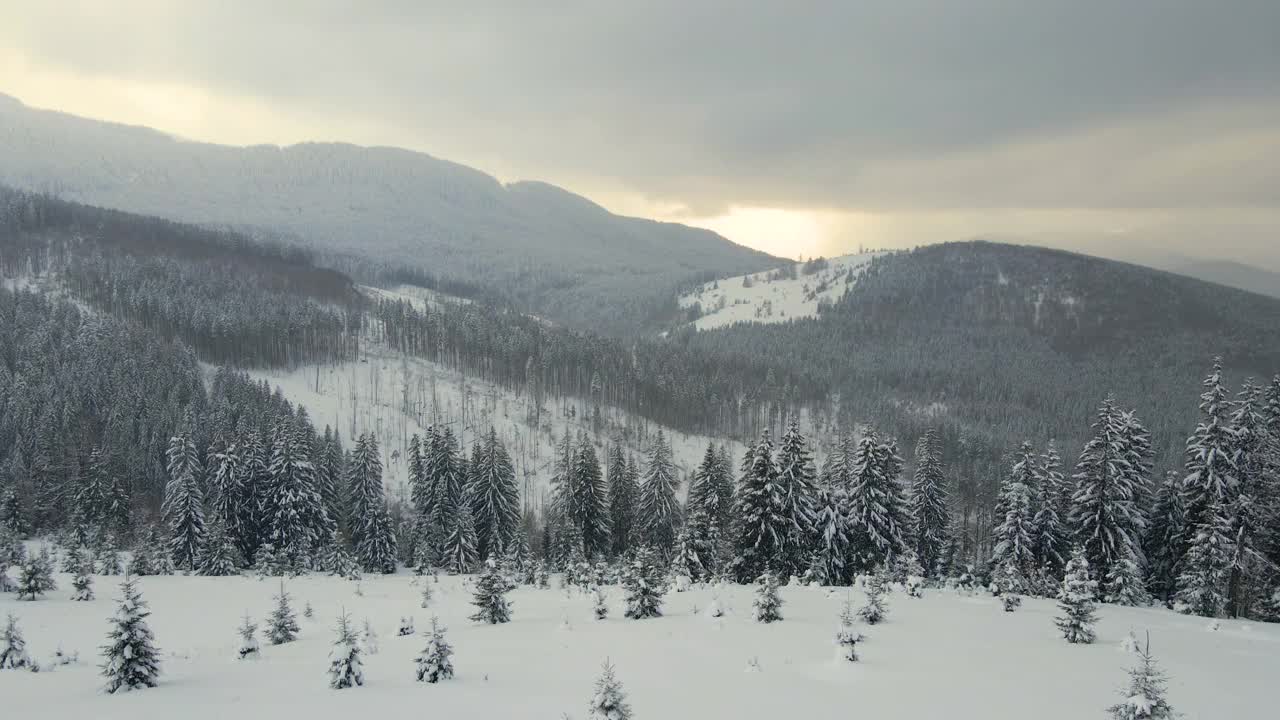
[0,92,779,334]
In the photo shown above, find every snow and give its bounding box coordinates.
[3,570,1273,719]
[678,253,883,331]
[358,284,470,313]
[235,344,745,503]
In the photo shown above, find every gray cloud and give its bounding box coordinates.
[2,1,1278,254]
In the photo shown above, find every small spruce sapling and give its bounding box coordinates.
[858,572,888,625]
[71,565,95,601]
[420,581,433,609]
[237,614,260,660]
[593,586,610,620]
[1107,635,1175,719]
[1056,547,1099,644]
[469,556,512,624]
[753,572,784,623]
[266,582,301,645]
[327,612,364,690]
[587,661,632,720]
[835,596,860,662]
[101,578,161,693]
[398,616,416,636]
[361,619,379,654]
[622,548,667,620]
[304,601,315,620]
[1,614,31,669]
[414,616,455,683]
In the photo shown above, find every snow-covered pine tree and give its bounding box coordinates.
[593,585,609,619]
[315,427,346,539]
[607,445,638,557]
[808,483,851,586]
[775,418,820,577]
[349,433,397,574]
[687,443,735,572]
[398,616,415,636]
[753,572,784,623]
[420,581,433,609]
[1107,637,1175,719]
[197,518,241,576]
[858,568,889,625]
[908,429,949,578]
[97,539,123,576]
[1070,397,1146,592]
[1143,471,1187,604]
[414,616,455,683]
[1174,500,1233,618]
[1034,441,1069,575]
[442,499,479,574]
[669,526,704,583]
[267,423,325,573]
[1225,379,1272,618]
[846,432,909,574]
[238,614,260,659]
[835,596,860,661]
[72,565,94,601]
[1183,359,1238,535]
[622,547,667,619]
[16,546,56,600]
[469,428,521,562]
[327,611,364,689]
[164,433,206,571]
[1056,546,1099,644]
[637,430,680,557]
[469,556,512,624]
[0,614,31,669]
[587,661,632,720]
[428,428,468,571]
[266,582,301,645]
[1105,555,1151,606]
[208,442,244,553]
[733,428,784,582]
[101,578,161,693]
[991,443,1039,593]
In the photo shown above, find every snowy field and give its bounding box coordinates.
[4,568,1274,719]
[678,253,882,331]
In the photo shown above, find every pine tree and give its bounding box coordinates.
[427,428,468,570]
[669,526,704,582]
[637,430,680,556]
[593,585,610,619]
[469,557,512,624]
[1107,639,1175,719]
[858,568,889,625]
[349,433,397,573]
[1034,441,1069,574]
[991,443,1038,592]
[164,433,206,570]
[1183,359,1237,533]
[327,612,364,689]
[622,547,667,619]
[1105,555,1150,606]
[753,572,784,623]
[1071,397,1146,590]
[0,614,31,669]
[1174,500,1233,618]
[316,428,346,538]
[574,435,612,559]
[733,428,784,582]
[1055,546,1099,644]
[16,546,55,600]
[442,500,479,574]
[835,596,860,662]
[197,518,241,576]
[908,429,949,577]
[101,578,161,693]
[208,442,244,553]
[608,446,638,557]
[237,614,260,660]
[414,616,455,683]
[266,582,301,645]
[1226,379,1272,618]
[1143,471,1187,604]
[267,423,324,573]
[846,432,909,573]
[469,428,521,561]
[774,418,819,577]
[72,565,94,601]
[587,661,632,720]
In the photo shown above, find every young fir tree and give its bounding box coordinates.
[991,443,1039,593]
[587,661,632,720]
[266,582,301,645]
[237,614,260,660]
[1056,546,1099,644]
[101,578,161,693]
[622,547,668,619]
[607,445,638,557]
[0,614,31,669]
[637,430,681,556]
[469,428,521,562]
[1107,638,1176,720]
[414,616,455,683]
[420,581,434,609]
[753,572,784,623]
[593,585,610,620]
[327,611,364,690]
[908,429,949,578]
[97,543,124,576]
[71,564,94,601]
[1105,555,1151,607]
[469,556,512,624]
[858,568,889,625]
[835,596,860,662]
[198,518,241,576]
[669,526,704,583]
[164,433,206,571]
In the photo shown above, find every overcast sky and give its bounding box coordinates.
[2,1,1278,267]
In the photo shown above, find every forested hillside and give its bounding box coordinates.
[0,93,778,335]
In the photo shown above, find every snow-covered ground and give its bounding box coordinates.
[358,284,471,313]
[4,567,1272,719]
[678,253,882,331]
[238,344,746,506]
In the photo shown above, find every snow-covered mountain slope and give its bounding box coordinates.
[238,340,746,509]
[678,253,883,330]
[0,93,778,334]
[6,568,1274,719]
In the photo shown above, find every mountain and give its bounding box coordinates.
[1162,258,1280,300]
[0,92,778,335]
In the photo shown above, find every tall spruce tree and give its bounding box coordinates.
[1071,397,1146,592]
[845,431,909,573]
[908,429,949,577]
[1033,441,1068,574]
[101,578,161,693]
[267,422,325,572]
[1183,359,1238,534]
[609,449,639,557]
[732,428,784,582]
[1175,500,1233,618]
[1226,379,1272,618]
[469,428,521,561]
[637,430,680,556]
[774,419,819,577]
[164,433,206,570]
[991,443,1038,591]
[1144,471,1187,604]
[350,433,397,573]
